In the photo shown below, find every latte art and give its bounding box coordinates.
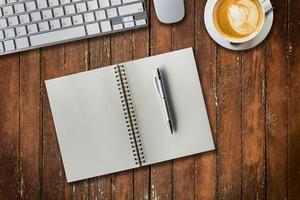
[228,1,260,35]
[213,0,264,42]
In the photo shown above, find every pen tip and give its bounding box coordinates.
[168,120,174,134]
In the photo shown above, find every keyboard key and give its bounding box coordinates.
[118,3,143,16]
[53,7,64,17]
[122,0,139,3]
[136,19,146,26]
[72,14,83,25]
[14,3,25,14]
[124,21,134,28]
[8,16,19,26]
[50,19,61,29]
[123,16,133,22]
[25,1,37,12]
[86,23,100,35]
[4,28,15,38]
[111,0,121,6]
[38,21,49,31]
[48,0,59,7]
[0,42,4,53]
[19,14,30,24]
[98,0,110,8]
[113,24,123,30]
[107,8,118,18]
[42,9,53,19]
[31,12,42,22]
[65,5,75,15]
[16,26,27,36]
[87,0,98,10]
[100,20,111,32]
[60,0,70,4]
[76,2,87,13]
[27,24,38,34]
[4,40,15,51]
[3,6,14,16]
[95,10,106,20]
[30,26,86,46]
[0,0,5,6]
[84,12,95,22]
[0,31,3,39]
[15,37,29,49]
[61,17,72,27]
[0,19,7,29]
[37,0,48,9]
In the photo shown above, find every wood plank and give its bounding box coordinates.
[19,50,41,199]
[63,41,89,200]
[241,44,265,199]
[194,0,217,199]
[0,54,20,199]
[288,0,300,198]
[217,49,242,199]
[132,0,150,198]
[41,45,67,200]
[149,0,172,199]
[111,31,134,200]
[265,0,288,198]
[171,0,195,199]
[88,36,113,200]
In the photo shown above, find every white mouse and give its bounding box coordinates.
[153,0,185,24]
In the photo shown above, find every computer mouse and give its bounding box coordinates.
[153,0,185,24]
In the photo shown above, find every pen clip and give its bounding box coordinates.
[154,76,161,96]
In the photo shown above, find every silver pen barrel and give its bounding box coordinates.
[155,68,174,134]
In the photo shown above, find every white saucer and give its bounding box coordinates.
[204,0,274,51]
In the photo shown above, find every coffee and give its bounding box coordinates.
[213,0,265,42]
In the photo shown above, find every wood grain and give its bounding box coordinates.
[19,50,41,200]
[266,0,288,198]
[0,54,20,200]
[241,44,265,199]
[0,0,299,199]
[217,49,242,200]
[288,0,300,198]
[41,45,66,200]
[194,0,217,199]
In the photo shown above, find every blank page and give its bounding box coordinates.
[124,48,215,165]
[46,66,137,182]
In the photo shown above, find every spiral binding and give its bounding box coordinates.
[114,65,146,166]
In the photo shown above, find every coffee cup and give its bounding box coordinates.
[211,0,273,43]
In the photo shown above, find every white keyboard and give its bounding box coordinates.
[0,0,148,55]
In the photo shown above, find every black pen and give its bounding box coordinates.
[154,68,174,134]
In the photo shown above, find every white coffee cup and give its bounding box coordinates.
[211,0,273,44]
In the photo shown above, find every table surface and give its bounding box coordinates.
[0,0,299,199]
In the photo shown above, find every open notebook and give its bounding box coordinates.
[46,48,215,182]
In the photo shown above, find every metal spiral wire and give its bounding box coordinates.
[114,65,146,166]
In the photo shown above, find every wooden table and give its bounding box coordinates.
[0,0,299,199]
